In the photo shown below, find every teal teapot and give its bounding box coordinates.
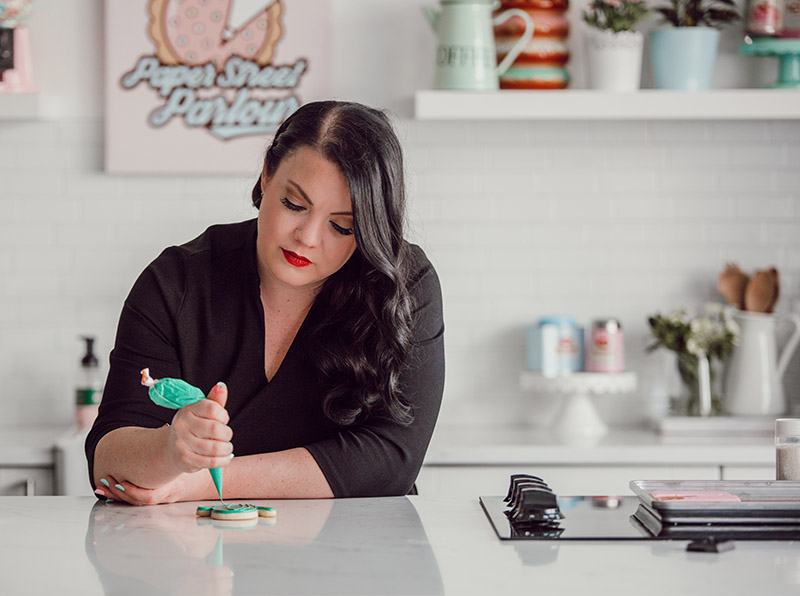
[423,0,534,90]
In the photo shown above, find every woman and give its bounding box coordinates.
[86,101,444,505]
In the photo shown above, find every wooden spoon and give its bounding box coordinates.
[744,268,778,313]
[766,268,780,313]
[717,263,749,309]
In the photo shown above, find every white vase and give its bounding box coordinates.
[585,29,643,92]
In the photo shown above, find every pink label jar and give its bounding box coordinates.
[585,319,625,372]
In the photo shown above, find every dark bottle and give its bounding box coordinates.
[76,336,103,430]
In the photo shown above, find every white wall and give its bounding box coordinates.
[1,0,798,430]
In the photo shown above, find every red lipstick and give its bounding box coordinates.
[282,249,312,268]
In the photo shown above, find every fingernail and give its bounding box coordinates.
[99,478,110,487]
[115,484,125,491]
[95,489,106,496]
[106,499,115,503]
[216,382,227,391]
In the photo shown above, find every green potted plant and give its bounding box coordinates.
[647,304,739,416]
[583,0,651,91]
[650,0,741,89]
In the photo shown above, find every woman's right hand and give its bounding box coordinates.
[166,382,233,474]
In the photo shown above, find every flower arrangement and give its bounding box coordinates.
[583,0,651,33]
[0,0,33,28]
[647,304,739,415]
[654,0,740,28]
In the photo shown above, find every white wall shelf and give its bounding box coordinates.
[0,92,44,120]
[415,89,800,120]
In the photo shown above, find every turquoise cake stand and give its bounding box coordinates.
[740,36,800,88]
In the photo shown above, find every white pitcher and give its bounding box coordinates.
[724,310,800,416]
[423,0,534,90]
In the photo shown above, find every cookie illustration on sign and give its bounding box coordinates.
[149,0,284,70]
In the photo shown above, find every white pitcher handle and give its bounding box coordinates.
[777,313,800,380]
[493,8,534,78]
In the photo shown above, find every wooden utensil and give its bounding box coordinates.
[744,268,778,313]
[766,268,780,313]
[717,263,749,309]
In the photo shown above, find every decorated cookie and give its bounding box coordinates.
[210,503,259,521]
[254,505,277,518]
[149,0,284,70]
[196,505,214,517]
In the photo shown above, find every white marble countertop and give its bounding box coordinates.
[0,496,798,595]
[424,426,775,466]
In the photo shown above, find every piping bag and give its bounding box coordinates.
[140,368,227,504]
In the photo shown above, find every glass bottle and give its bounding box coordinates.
[776,418,800,480]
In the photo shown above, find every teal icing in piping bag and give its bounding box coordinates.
[140,368,226,504]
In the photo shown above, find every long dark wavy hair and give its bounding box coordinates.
[252,101,414,427]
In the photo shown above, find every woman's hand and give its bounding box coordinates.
[95,470,213,505]
[166,382,234,475]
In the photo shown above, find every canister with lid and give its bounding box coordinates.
[776,418,800,480]
[585,318,625,373]
[526,316,583,375]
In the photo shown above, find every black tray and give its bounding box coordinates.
[632,503,800,540]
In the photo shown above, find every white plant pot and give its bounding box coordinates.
[585,29,643,92]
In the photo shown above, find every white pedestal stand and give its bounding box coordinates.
[520,372,638,439]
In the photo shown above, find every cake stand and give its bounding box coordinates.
[520,371,638,438]
[740,37,800,88]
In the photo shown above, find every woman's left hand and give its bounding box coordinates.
[96,470,211,506]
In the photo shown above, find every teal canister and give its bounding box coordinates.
[526,317,583,375]
[650,27,720,90]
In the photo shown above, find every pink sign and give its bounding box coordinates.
[105,0,331,173]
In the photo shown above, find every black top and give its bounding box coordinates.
[85,219,445,497]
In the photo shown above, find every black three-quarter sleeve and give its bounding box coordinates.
[84,246,189,486]
[304,245,445,497]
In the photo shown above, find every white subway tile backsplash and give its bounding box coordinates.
[0,300,17,323]
[11,247,72,272]
[671,195,731,219]
[716,168,775,193]
[526,121,592,144]
[667,144,729,168]
[709,120,771,142]
[732,195,794,218]
[2,117,799,430]
[611,196,675,220]
[658,247,724,270]
[594,170,658,194]
[728,144,787,167]
[774,168,800,192]
[591,121,652,143]
[785,144,800,164]
[425,146,487,172]
[414,170,480,196]
[0,223,57,247]
[471,121,532,146]
[536,169,598,194]
[0,121,58,147]
[405,121,472,147]
[642,222,709,245]
[486,146,550,171]
[657,169,716,193]
[763,223,800,245]
[478,171,538,197]
[651,121,710,142]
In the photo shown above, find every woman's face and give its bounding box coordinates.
[257,146,357,294]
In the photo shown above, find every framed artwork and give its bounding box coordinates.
[105,0,331,173]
